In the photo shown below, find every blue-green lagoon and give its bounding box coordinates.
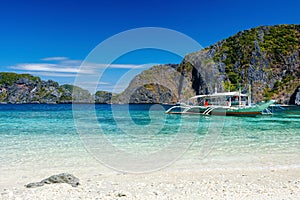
[1,104,300,189]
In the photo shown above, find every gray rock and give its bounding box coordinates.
[16,78,29,85]
[295,90,300,105]
[116,64,192,104]
[95,91,112,104]
[290,87,300,105]
[25,173,80,188]
[25,182,44,188]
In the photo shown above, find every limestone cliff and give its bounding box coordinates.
[119,24,300,104]
[0,73,92,104]
[114,64,194,103]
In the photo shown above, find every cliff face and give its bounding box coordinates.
[0,73,93,104]
[119,24,300,104]
[114,64,195,103]
[95,91,112,104]
[290,86,300,105]
[188,24,300,104]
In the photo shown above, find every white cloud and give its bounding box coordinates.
[11,63,78,73]
[9,57,143,77]
[75,81,110,85]
[7,57,156,93]
[96,84,129,93]
[81,62,143,69]
[9,63,95,74]
[41,57,69,61]
[20,71,78,77]
[87,63,155,70]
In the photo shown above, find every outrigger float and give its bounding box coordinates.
[166,90,275,116]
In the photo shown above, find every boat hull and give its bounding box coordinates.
[211,110,262,116]
[165,111,262,116]
[165,101,275,116]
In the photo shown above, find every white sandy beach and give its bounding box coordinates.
[1,159,299,200]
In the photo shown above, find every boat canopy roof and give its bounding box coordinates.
[189,91,248,99]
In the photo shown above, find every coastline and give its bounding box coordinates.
[1,165,299,199]
[1,147,299,199]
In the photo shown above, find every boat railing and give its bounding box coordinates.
[189,100,248,107]
[165,105,190,114]
[166,104,221,115]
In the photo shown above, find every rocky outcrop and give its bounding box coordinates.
[289,86,300,105]
[114,64,195,104]
[119,24,300,104]
[25,173,80,188]
[185,24,300,104]
[60,84,92,103]
[296,90,300,105]
[95,91,112,104]
[128,83,176,103]
[0,72,118,104]
[0,73,94,104]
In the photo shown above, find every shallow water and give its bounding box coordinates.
[0,104,299,173]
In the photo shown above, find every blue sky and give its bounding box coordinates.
[0,0,299,93]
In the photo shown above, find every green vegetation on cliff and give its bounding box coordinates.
[212,24,300,94]
[115,24,300,104]
[60,84,91,102]
[0,73,98,103]
[0,72,41,86]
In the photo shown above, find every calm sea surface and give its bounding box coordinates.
[0,104,300,172]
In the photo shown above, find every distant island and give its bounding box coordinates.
[1,24,299,104]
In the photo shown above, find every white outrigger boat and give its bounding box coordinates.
[166,90,275,116]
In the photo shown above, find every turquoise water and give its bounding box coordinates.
[0,104,300,172]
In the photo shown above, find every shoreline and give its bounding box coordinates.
[1,151,300,199]
[1,166,299,199]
